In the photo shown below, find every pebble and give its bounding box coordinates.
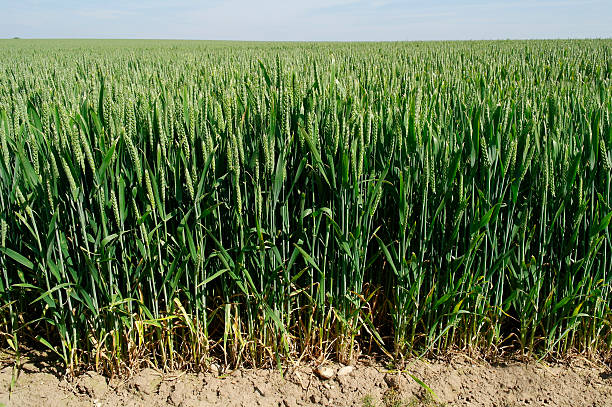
[209,363,221,375]
[337,366,354,376]
[314,366,335,380]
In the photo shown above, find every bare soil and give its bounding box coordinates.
[0,355,611,407]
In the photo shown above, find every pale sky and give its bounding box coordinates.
[2,0,611,41]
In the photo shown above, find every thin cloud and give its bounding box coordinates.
[2,0,611,40]
[74,9,135,19]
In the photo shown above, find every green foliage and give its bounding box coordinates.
[362,394,377,407]
[0,39,610,373]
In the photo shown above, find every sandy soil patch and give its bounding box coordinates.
[0,356,610,406]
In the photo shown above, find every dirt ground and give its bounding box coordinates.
[0,355,611,407]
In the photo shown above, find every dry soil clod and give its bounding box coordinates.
[384,373,401,389]
[76,371,108,399]
[132,368,162,395]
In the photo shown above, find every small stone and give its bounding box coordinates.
[209,363,221,375]
[314,366,335,380]
[337,366,354,376]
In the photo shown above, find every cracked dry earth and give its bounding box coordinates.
[0,356,611,407]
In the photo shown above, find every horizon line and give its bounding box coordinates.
[3,37,612,42]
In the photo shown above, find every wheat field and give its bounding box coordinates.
[0,39,610,373]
